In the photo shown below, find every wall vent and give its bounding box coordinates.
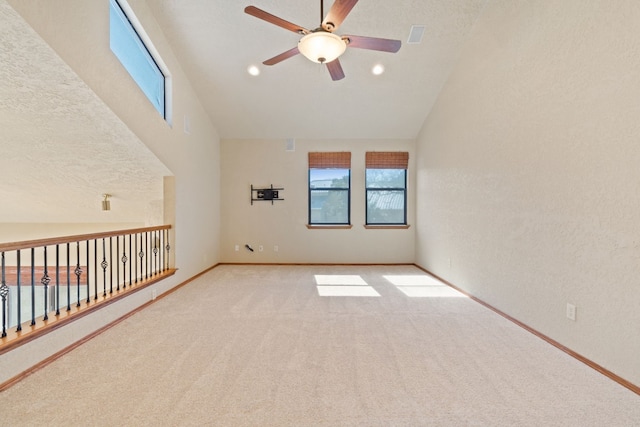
[286,138,295,151]
[407,25,425,44]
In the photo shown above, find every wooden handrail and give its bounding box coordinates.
[0,225,171,252]
[0,224,174,352]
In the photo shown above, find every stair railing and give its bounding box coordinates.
[0,225,174,353]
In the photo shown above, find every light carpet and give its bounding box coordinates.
[0,264,638,426]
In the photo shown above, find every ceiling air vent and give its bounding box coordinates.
[407,25,425,44]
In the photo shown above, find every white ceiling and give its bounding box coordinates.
[0,0,487,227]
[146,0,488,140]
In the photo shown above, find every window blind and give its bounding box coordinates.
[365,152,409,169]
[308,152,351,168]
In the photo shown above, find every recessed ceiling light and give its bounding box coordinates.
[372,64,385,75]
[247,65,260,76]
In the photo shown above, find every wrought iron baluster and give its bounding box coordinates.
[133,234,138,284]
[138,233,144,283]
[145,231,149,280]
[66,243,71,311]
[94,239,98,300]
[41,246,50,321]
[1,252,8,338]
[122,236,128,289]
[101,238,108,297]
[16,250,22,331]
[75,242,82,307]
[162,229,166,272]
[158,230,162,273]
[109,237,113,294]
[55,245,60,316]
[85,240,90,304]
[129,234,132,287]
[30,248,35,326]
[117,236,121,291]
[153,231,159,276]
[165,230,171,271]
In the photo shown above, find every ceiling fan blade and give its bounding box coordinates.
[343,35,401,53]
[326,58,345,81]
[263,47,300,66]
[245,6,309,34]
[322,0,358,32]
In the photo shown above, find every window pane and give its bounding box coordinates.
[367,190,405,224]
[310,190,349,223]
[310,169,349,189]
[110,0,165,117]
[366,169,405,188]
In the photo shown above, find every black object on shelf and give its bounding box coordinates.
[251,184,284,205]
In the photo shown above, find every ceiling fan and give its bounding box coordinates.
[244,0,401,81]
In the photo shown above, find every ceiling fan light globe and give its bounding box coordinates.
[298,32,346,64]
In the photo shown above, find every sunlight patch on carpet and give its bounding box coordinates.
[384,275,467,298]
[315,275,380,297]
[316,286,381,297]
[314,275,368,285]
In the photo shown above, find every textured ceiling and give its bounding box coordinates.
[146,0,487,140]
[0,1,171,225]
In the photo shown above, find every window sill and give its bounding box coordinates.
[306,224,353,229]
[363,224,411,229]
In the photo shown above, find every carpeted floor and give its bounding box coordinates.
[0,264,638,426]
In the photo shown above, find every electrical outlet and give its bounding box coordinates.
[258,245,264,252]
[234,244,239,251]
[566,303,576,321]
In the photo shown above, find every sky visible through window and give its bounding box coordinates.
[109,0,165,117]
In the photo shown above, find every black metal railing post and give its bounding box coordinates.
[153,231,159,277]
[16,250,22,332]
[1,252,8,338]
[145,232,149,280]
[30,248,35,326]
[122,236,128,290]
[56,245,60,316]
[66,243,71,311]
[75,242,82,308]
[101,238,108,298]
[109,237,113,294]
[41,246,50,321]
[165,230,171,271]
[129,235,132,287]
[138,233,144,283]
[86,240,90,304]
[116,236,120,292]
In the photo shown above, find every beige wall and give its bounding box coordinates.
[415,0,640,385]
[2,0,220,384]
[6,0,221,278]
[221,139,415,263]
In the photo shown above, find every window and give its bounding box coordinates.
[365,152,408,225]
[309,152,351,225]
[110,0,166,118]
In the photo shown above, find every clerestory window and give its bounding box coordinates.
[110,0,167,119]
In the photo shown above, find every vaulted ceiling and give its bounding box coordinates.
[0,0,486,227]
[147,0,487,140]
